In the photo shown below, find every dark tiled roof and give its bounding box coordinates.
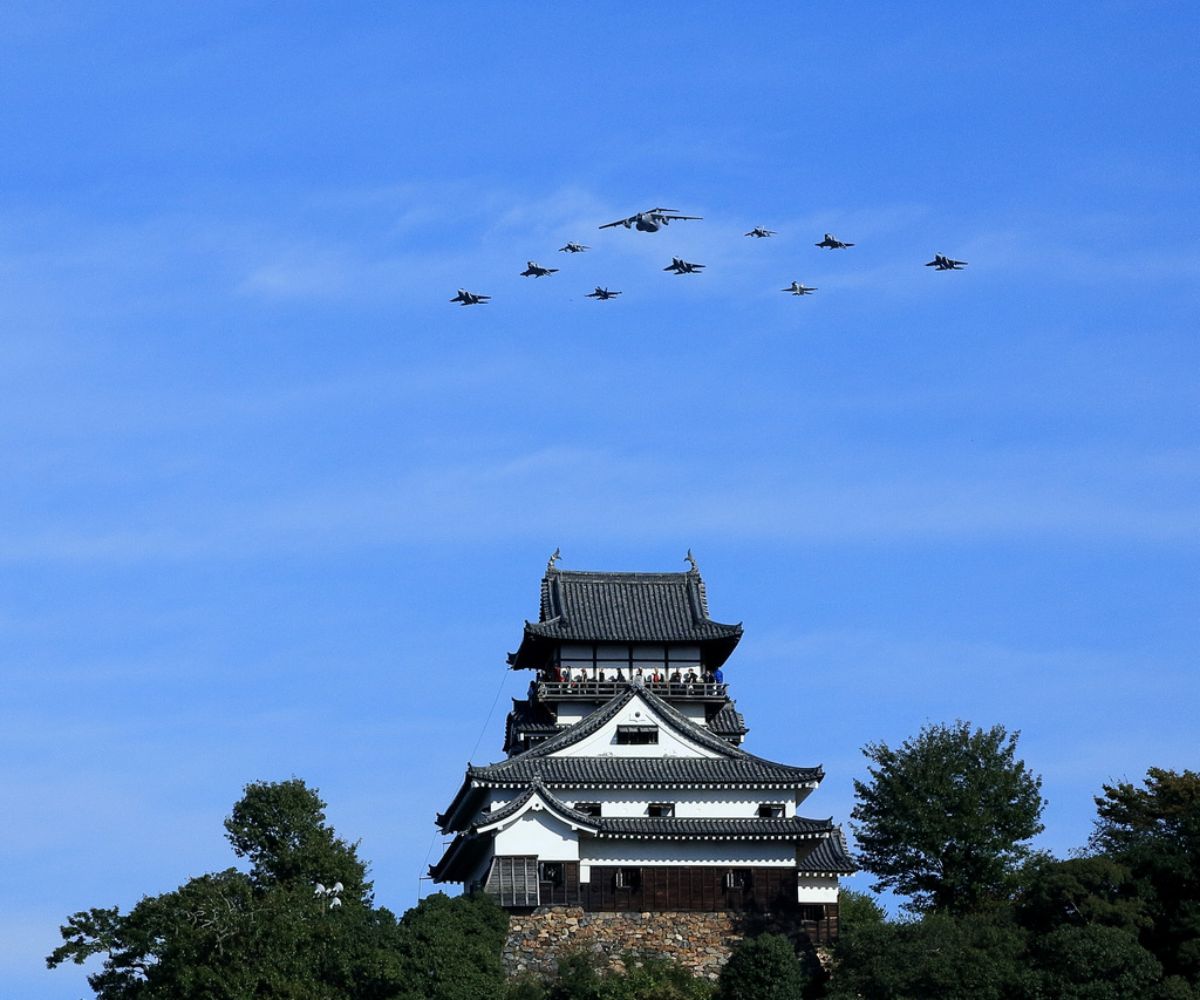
[428,832,489,882]
[593,815,833,839]
[507,698,558,731]
[797,829,857,874]
[504,697,560,754]
[527,568,743,644]
[708,701,748,739]
[469,755,821,787]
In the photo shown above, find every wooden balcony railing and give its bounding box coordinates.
[535,680,728,702]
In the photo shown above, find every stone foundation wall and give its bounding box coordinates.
[503,907,746,981]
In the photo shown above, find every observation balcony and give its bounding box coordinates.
[535,680,728,703]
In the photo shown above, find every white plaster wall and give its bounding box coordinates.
[797,876,840,904]
[582,839,797,866]
[492,808,581,861]
[554,788,797,819]
[558,699,720,759]
[555,702,593,724]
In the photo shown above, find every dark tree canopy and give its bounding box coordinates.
[827,909,1035,1000]
[393,891,509,1000]
[46,780,508,1000]
[1015,854,1150,938]
[851,721,1044,914]
[1090,768,1200,982]
[225,778,369,894]
[714,933,808,1000]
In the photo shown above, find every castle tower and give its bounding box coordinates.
[431,560,854,951]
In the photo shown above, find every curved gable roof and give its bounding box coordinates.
[465,682,822,789]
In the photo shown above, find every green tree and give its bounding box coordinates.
[1091,768,1200,983]
[827,909,1034,1000]
[47,779,412,1000]
[393,891,510,1000]
[539,951,712,1000]
[715,933,807,1000]
[835,888,886,935]
[852,721,1044,914]
[1015,854,1149,937]
[1031,924,1164,1000]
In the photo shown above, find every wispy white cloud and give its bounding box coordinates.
[0,440,1194,564]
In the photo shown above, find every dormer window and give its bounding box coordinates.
[647,802,675,817]
[574,802,602,817]
[757,803,785,818]
[616,724,658,745]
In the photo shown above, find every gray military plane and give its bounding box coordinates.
[745,227,777,238]
[449,289,490,306]
[925,254,968,270]
[600,207,702,232]
[663,257,705,275]
[559,242,590,253]
[520,261,559,277]
[816,233,854,249]
[782,281,817,296]
[586,287,621,300]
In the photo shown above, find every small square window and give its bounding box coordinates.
[647,802,675,817]
[757,803,785,818]
[539,862,564,886]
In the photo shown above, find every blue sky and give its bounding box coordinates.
[3,4,1197,996]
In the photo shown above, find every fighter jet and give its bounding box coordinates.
[559,242,590,253]
[663,257,705,275]
[745,227,777,238]
[925,254,968,270]
[449,289,490,306]
[600,207,702,232]
[782,281,817,296]
[815,233,854,249]
[520,261,559,277]
[586,286,622,300]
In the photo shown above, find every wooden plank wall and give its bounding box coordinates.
[519,862,840,942]
[579,865,803,913]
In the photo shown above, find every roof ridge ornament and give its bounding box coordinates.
[684,548,699,573]
[547,547,561,572]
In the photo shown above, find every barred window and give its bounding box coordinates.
[723,869,752,890]
[614,868,641,890]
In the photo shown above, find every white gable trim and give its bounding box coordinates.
[476,787,599,836]
[551,691,723,760]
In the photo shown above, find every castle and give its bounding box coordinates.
[430,558,853,974]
